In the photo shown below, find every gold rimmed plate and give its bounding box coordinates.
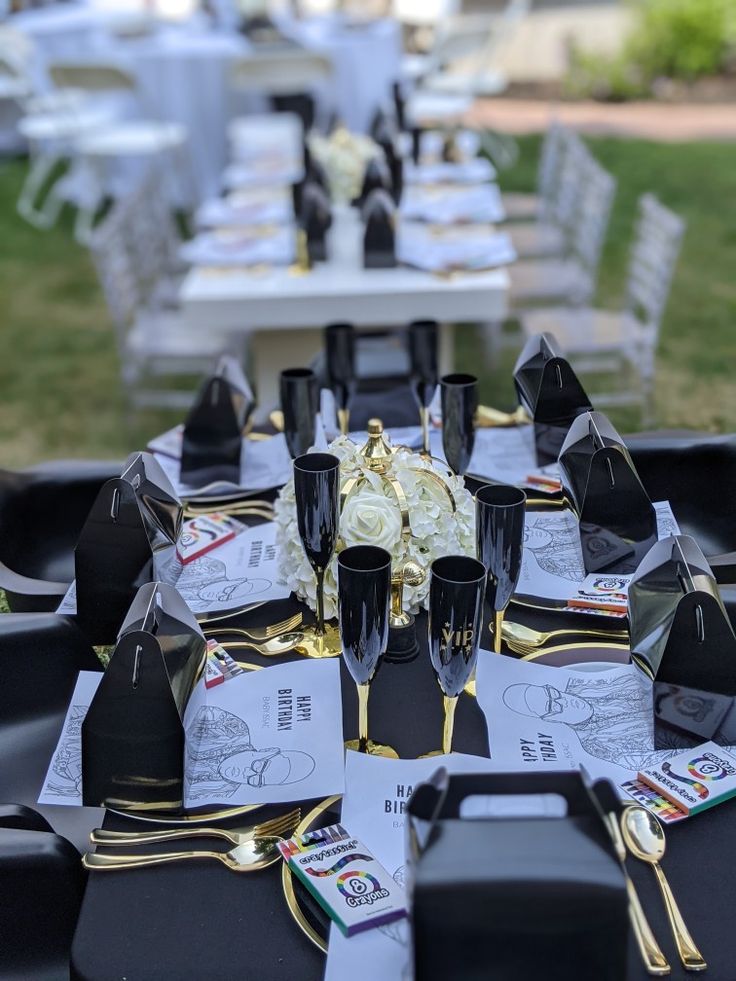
[282,795,342,953]
[519,641,630,667]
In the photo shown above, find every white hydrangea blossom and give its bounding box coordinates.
[308,128,379,203]
[274,437,475,619]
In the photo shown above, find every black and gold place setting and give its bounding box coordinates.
[5,315,736,981]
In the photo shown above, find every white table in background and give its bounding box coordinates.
[179,206,509,411]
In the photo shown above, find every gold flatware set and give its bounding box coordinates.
[501,620,629,658]
[84,808,301,874]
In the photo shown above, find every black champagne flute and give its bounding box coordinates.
[427,555,485,755]
[408,319,438,455]
[476,483,526,653]
[293,452,342,658]
[324,322,356,436]
[440,373,478,476]
[280,368,319,459]
[337,545,397,758]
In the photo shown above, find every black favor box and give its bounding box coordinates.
[180,355,254,488]
[559,410,658,574]
[363,188,396,269]
[406,770,628,981]
[299,180,332,263]
[74,452,182,644]
[513,332,593,466]
[629,534,736,749]
[81,582,207,809]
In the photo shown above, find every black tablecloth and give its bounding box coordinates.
[70,384,736,980]
[70,594,736,981]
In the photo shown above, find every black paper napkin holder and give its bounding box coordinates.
[629,534,736,749]
[558,410,658,574]
[406,769,627,981]
[363,188,396,269]
[81,582,207,809]
[180,355,254,487]
[299,180,332,263]
[74,452,182,644]
[513,332,593,466]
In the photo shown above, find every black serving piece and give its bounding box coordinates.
[74,452,182,645]
[513,332,593,466]
[559,410,657,574]
[180,355,254,488]
[81,582,207,809]
[324,322,356,435]
[299,181,331,263]
[362,187,397,269]
[428,555,485,754]
[357,154,393,209]
[280,368,319,458]
[440,373,478,476]
[293,452,340,637]
[629,534,736,749]
[337,545,396,756]
[408,319,439,455]
[406,769,628,981]
[476,484,526,652]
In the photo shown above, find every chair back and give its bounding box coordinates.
[229,50,331,95]
[537,122,566,214]
[625,193,686,335]
[548,129,587,230]
[88,204,140,349]
[569,156,617,302]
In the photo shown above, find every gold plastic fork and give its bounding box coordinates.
[502,621,629,650]
[206,613,303,643]
[83,836,282,873]
[218,632,306,657]
[90,807,301,848]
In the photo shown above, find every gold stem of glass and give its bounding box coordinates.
[493,610,504,654]
[315,568,325,638]
[442,695,458,755]
[337,407,350,436]
[419,405,430,455]
[357,683,370,753]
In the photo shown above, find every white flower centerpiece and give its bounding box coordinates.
[308,126,379,204]
[274,421,476,620]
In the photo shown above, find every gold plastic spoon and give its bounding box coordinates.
[621,806,707,972]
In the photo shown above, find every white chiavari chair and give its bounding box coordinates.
[519,194,686,425]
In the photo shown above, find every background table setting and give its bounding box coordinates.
[3,310,736,981]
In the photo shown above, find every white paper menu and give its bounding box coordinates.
[39,659,345,808]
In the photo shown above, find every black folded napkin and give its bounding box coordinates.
[406,769,627,981]
[180,355,254,488]
[363,188,396,269]
[74,451,182,644]
[81,582,207,809]
[513,332,593,466]
[629,534,736,749]
[558,410,657,574]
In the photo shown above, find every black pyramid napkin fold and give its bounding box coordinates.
[74,451,182,644]
[81,581,207,809]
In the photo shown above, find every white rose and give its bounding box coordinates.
[341,488,402,552]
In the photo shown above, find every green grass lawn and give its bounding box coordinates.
[0,134,734,469]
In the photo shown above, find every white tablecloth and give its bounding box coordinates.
[12,9,402,201]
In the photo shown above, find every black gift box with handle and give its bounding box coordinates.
[74,452,182,644]
[513,332,593,466]
[406,769,628,981]
[558,410,658,574]
[629,534,736,749]
[81,582,207,809]
[180,355,254,488]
